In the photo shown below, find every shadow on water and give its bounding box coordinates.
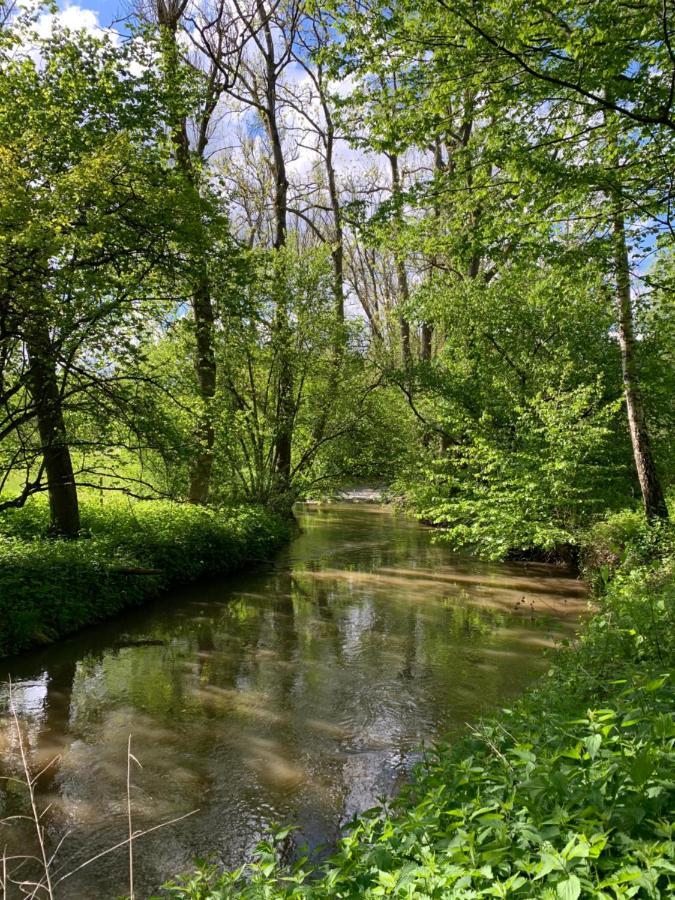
[0,503,589,898]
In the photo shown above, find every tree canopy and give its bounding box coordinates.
[0,0,672,548]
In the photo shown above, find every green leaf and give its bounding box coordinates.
[585,734,602,759]
[557,874,581,900]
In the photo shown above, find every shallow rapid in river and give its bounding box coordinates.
[0,503,588,899]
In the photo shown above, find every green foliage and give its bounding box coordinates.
[390,245,637,559]
[0,498,288,656]
[639,251,675,486]
[160,548,675,899]
[579,556,674,672]
[309,382,415,492]
[405,383,626,559]
[0,19,202,516]
[323,0,674,543]
[582,509,675,589]
[180,242,385,506]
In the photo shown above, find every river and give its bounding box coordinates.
[0,503,588,898]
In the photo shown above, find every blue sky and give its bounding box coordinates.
[82,0,117,21]
[48,0,132,34]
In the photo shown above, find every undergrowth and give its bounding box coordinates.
[0,498,289,656]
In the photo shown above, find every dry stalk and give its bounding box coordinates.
[1,684,199,899]
[5,679,57,900]
[126,735,143,900]
[51,809,199,892]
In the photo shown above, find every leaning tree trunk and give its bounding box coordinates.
[26,324,80,536]
[611,195,668,521]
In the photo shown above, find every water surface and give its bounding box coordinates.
[0,503,587,898]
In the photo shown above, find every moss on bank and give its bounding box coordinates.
[0,499,290,657]
[161,530,675,899]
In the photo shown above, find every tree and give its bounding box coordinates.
[152,0,228,504]
[327,0,674,525]
[0,22,191,532]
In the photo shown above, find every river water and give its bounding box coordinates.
[0,503,588,898]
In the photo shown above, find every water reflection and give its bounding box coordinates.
[0,504,588,898]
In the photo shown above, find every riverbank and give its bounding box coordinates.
[164,525,675,898]
[0,502,590,897]
[0,499,290,657]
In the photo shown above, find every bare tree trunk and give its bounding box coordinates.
[26,324,80,536]
[291,18,345,324]
[611,197,668,521]
[419,137,447,365]
[324,117,345,323]
[328,175,345,322]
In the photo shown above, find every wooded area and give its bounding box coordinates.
[0,0,674,896]
[1,0,672,550]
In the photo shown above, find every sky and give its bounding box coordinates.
[58,0,122,30]
[28,0,135,43]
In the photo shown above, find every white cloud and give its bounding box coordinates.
[11,2,120,65]
[34,3,118,42]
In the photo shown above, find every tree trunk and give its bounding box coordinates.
[261,6,294,497]
[611,197,668,521]
[325,118,345,323]
[26,324,80,536]
[389,153,412,370]
[420,137,446,365]
[159,13,218,505]
[188,271,217,503]
[421,323,433,362]
[399,310,412,366]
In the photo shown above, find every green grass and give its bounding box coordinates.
[0,498,290,656]
[161,531,675,899]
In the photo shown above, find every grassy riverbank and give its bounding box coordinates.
[162,515,675,899]
[0,499,290,657]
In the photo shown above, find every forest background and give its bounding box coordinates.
[1,1,674,896]
[1,0,672,548]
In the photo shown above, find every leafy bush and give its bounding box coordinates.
[403,384,628,560]
[578,556,675,672]
[582,508,675,589]
[161,550,675,899]
[0,498,289,656]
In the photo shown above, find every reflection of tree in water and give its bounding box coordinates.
[289,571,347,668]
[35,657,77,795]
[398,604,417,681]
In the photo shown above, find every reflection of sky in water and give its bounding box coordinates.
[0,504,589,899]
[1,675,48,718]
